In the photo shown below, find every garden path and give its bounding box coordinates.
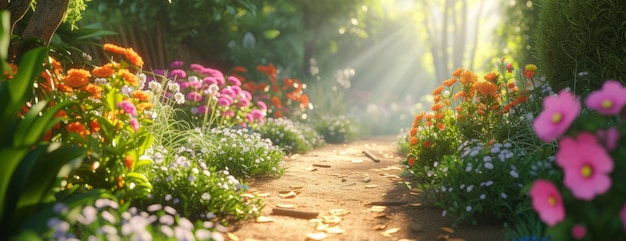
[230,136,504,241]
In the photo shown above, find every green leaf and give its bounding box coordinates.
[8,47,48,103]
[0,148,29,221]
[13,100,74,147]
[0,11,9,61]
[263,29,281,40]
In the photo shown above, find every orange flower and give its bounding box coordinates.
[3,63,17,79]
[124,155,134,170]
[507,82,516,89]
[413,113,425,127]
[477,109,485,115]
[424,140,432,148]
[118,69,138,86]
[63,69,91,88]
[243,82,257,92]
[484,72,499,83]
[433,95,441,103]
[523,64,537,79]
[92,63,116,78]
[103,43,126,55]
[432,86,444,95]
[409,136,419,146]
[455,106,463,112]
[271,96,282,108]
[434,112,446,120]
[453,91,466,100]
[424,113,434,121]
[90,119,101,133]
[67,121,89,138]
[424,121,433,127]
[257,63,277,81]
[435,122,445,130]
[271,84,280,93]
[443,78,456,87]
[299,94,309,108]
[273,110,283,118]
[409,127,418,136]
[452,68,464,77]
[474,81,498,97]
[460,70,477,85]
[408,157,416,166]
[431,103,444,112]
[136,102,154,112]
[117,175,124,189]
[257,82,268,92]
[82,83,103,99]
[124,48,144,67]
[232,66,248,73]
[132,90,152,101]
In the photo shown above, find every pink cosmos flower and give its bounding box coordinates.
[584,80,626,115]
[530,180,565,226]
[556,132,613,200]
[571,224,586,239]
[621,202,626,231]
[533,90,581,142]
[596,127,620,151]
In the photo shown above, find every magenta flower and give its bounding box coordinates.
[118,100,138,117]
[203,77,218,86]
[197,105,209,115]
[187,92,203,102]
[187,79,202,90]
[169,60,184,68]
[129,118,139,133]
[256,101,267,110]
[621,202,626,231]
[228,76,241,86]
[533,90,581,142]
[224,109,234,117]
[584,80,626,115]
[202,68,225,86]
[571,224,586,239]
[190,63,205,73]
[245,113,254,123]
[556,132,613,200]
[237,98,250,108]
[596,127,620,151]
[530,180,565,226]
[221,88,235,98]
[230,85,242,96]
[169,69,186,79]
[217,96,232,107]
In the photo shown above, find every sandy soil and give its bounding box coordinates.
[228,136,505,241]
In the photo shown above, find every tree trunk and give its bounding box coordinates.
[21,0,70,45]
[2,0,32,35]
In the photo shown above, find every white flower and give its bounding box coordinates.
[427,171,433,177]
[484,162,494,170]
[188,175,196,182]
[470,149,479,157]
[165,194,172,201]
[510,170,519,178]
[174,92,185,104]
[501,193,508,199]
[201,193,211,200]
[149,81,162,93]
[480,194,486,200]
[168,82,181,93]
[466,185,474,192]
[460,184,465,189]
[466,206,472,212]
[442,210,447,217]
[483,156,492,162]
[441,186,447,192]
[465,165,472,172]
[485,180,494,187]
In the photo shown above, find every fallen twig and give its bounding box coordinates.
[362,150,380,162]
[312,163,331,168]
[271,208,319,219]
[366,200,408,206]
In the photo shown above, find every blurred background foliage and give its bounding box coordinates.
[7,0,544,136]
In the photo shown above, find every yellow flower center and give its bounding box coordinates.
[602,100,613,109]
[551,113,562,123]
[581,165,593,178]
[548,196,556,206]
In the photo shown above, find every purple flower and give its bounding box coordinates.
[118,100,138,117]
[228,76,241,86]
[169,69,187,79]
[187,92,203,102]
[169,61,184,68]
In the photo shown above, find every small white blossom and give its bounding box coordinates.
[466,206,472,212]
[510,170,519,178]
[501,193,508,199]
[480,194,486,200]
[484,162,494,170]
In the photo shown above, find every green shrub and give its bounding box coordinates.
[255,118,325,154]
[309,115,357,144]
[535,0,626,94]
[204,128,285,178]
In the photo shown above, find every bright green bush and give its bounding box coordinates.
[255,118,325,154]
[535,0,626,94]
[309,115,358,144]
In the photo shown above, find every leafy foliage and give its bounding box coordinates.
[256,117,325,154]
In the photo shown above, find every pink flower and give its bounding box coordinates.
[571,224,586,239]
[619,203,626,231]
[186,92,203,102]
[217,96,232,107]
[130,118,139,133]
[533,90,580,142]
[556,132,613,200]
[169,69,186,79]
[256,101,267,110]
[224,110,234,117]
[584,80,626,115]
[228,76,241,86]
[530,180,565,226]
[118,100,138,117]
[169,60,184,68]
[198,105,209,115]
[203,77,217,86]
[190,63,205,73]
[596,127,620,150]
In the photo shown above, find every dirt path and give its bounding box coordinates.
[230,136,505,241]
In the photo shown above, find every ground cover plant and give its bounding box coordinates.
[255,117,325,154]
